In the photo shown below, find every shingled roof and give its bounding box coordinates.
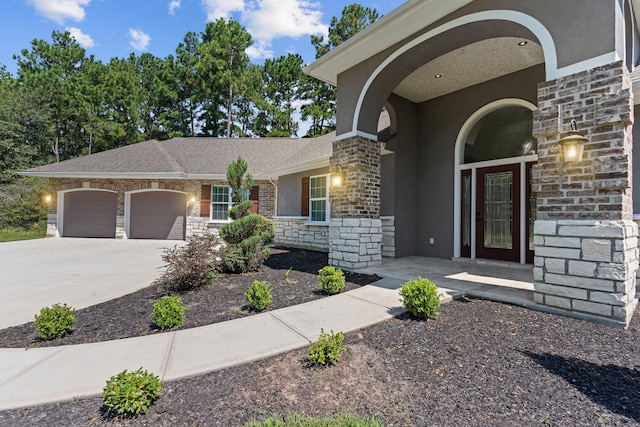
[22,132,336,179]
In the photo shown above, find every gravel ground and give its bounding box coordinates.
[1,249,639,426]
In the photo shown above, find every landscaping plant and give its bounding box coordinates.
[151,295,185,329]
[219,156,274,273]
[399,277,441,320]
[156,233,222,292]
[33,303,76,340]
[318,266,345,294]
[102,368,163,416]
[308,328,346,366]
[245,280,273,311]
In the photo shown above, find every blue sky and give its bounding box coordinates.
[0,0,405,76]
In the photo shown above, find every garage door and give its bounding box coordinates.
[63,191,117,238]
[129,191,186,240]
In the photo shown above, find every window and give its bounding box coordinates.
[210,186,232,221]
[309,174,329,222]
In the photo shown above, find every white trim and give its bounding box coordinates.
[453,99,538,263]
[552,51,622,80]
[263,158,330,177]
[350,10,557,137]
[56,188,118,238]
[309,173,331,223]
[335,130,379,141]
[124,189,187,239]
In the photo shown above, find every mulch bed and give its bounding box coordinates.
[0,247,379,348]
[1,248,640,426]
[1,298,639,426]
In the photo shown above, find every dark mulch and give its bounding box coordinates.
[0,247,378,348]
[2,299,640,426]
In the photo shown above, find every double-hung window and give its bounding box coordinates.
[210,186,232,221]
[309,174,329,222]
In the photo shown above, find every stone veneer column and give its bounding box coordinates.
[328,135,382,269]
[532,60,638,327]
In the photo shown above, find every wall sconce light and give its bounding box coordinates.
[331,167,345,187]
[44,194,52,204]
[560,119,587,164]
[189,195,197,204]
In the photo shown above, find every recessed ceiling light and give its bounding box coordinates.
[434,74,442,78]
[518,41,528,46]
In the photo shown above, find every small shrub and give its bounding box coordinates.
[102,368,163,417]
[399,277,441,320]
[151,295,185,329]
[245,280,273,311]
[308,328,346,366]
[156,233,222,292]
[318,266,345,295]
[33,303,76,340]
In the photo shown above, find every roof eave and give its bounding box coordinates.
[262,158,331,178]
[19,171,227,180]
[303,0,474,85]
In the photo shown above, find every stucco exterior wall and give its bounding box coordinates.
[335,0,622,136]
[276,167,329,216]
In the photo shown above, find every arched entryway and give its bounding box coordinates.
[454,99,537,263]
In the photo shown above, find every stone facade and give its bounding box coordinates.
[381,216,396,258]
[46,178,276,239]
[273,217,329,251]
[328,218,382,269]
[532,61,638,327]
[328,136,383,268]
[533,220,638,326]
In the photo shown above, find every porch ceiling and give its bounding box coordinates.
[393,37,544,103]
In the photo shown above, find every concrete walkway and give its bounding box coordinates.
[0,257,537,412]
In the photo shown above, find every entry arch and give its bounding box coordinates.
[453,98,538,262]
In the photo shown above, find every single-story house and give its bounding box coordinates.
[23,0,640,326]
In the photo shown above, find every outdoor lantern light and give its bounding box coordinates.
[560,119,587,164]
[44,194,52,203]
[331,167,345,187]
[189,195,197,203]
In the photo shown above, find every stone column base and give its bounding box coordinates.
[533,219,639,327]
[46,213,58,237]
[329,218,382,269]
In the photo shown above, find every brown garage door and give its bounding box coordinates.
[129,191,186,240]
[63,191,117,238]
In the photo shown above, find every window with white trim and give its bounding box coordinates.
[210,186,232,221]
[309,174,329,222]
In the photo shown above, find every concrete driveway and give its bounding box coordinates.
[0,238,183,329]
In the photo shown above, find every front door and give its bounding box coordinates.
[477,164,520,262]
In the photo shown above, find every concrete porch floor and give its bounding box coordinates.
[355,256,538,310]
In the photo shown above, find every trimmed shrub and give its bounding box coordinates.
[318,266,345,295]
[308,328,346,366]
[151,295,185,329]
[33,303,76,340]
[245,280,273,312]
[399,277,441,320]
[219,157,274,273]
[102,368,163,417]
[155,233,222,292]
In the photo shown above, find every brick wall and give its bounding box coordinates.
[533,60,633,220]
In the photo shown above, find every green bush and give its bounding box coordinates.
[102,368,163,417]
[33,303,76,340]
[308,328,346,366]
[318,266,345,295]
[219,157,274,273]
[244,412,385,426]
[151,295,185,329]
[399,277,441,320]
[245,280,273,311]
[155,233,222,292]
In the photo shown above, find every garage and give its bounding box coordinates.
[62,190,117,238]
[129,191,186,240]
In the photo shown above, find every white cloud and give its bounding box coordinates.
[246,41,274,60]
[168,0,181,15]
[27,0,91,24]
[201,0,245,20]
[65,27,94,47]
[243,0,327,42]
[129,29,151,51]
